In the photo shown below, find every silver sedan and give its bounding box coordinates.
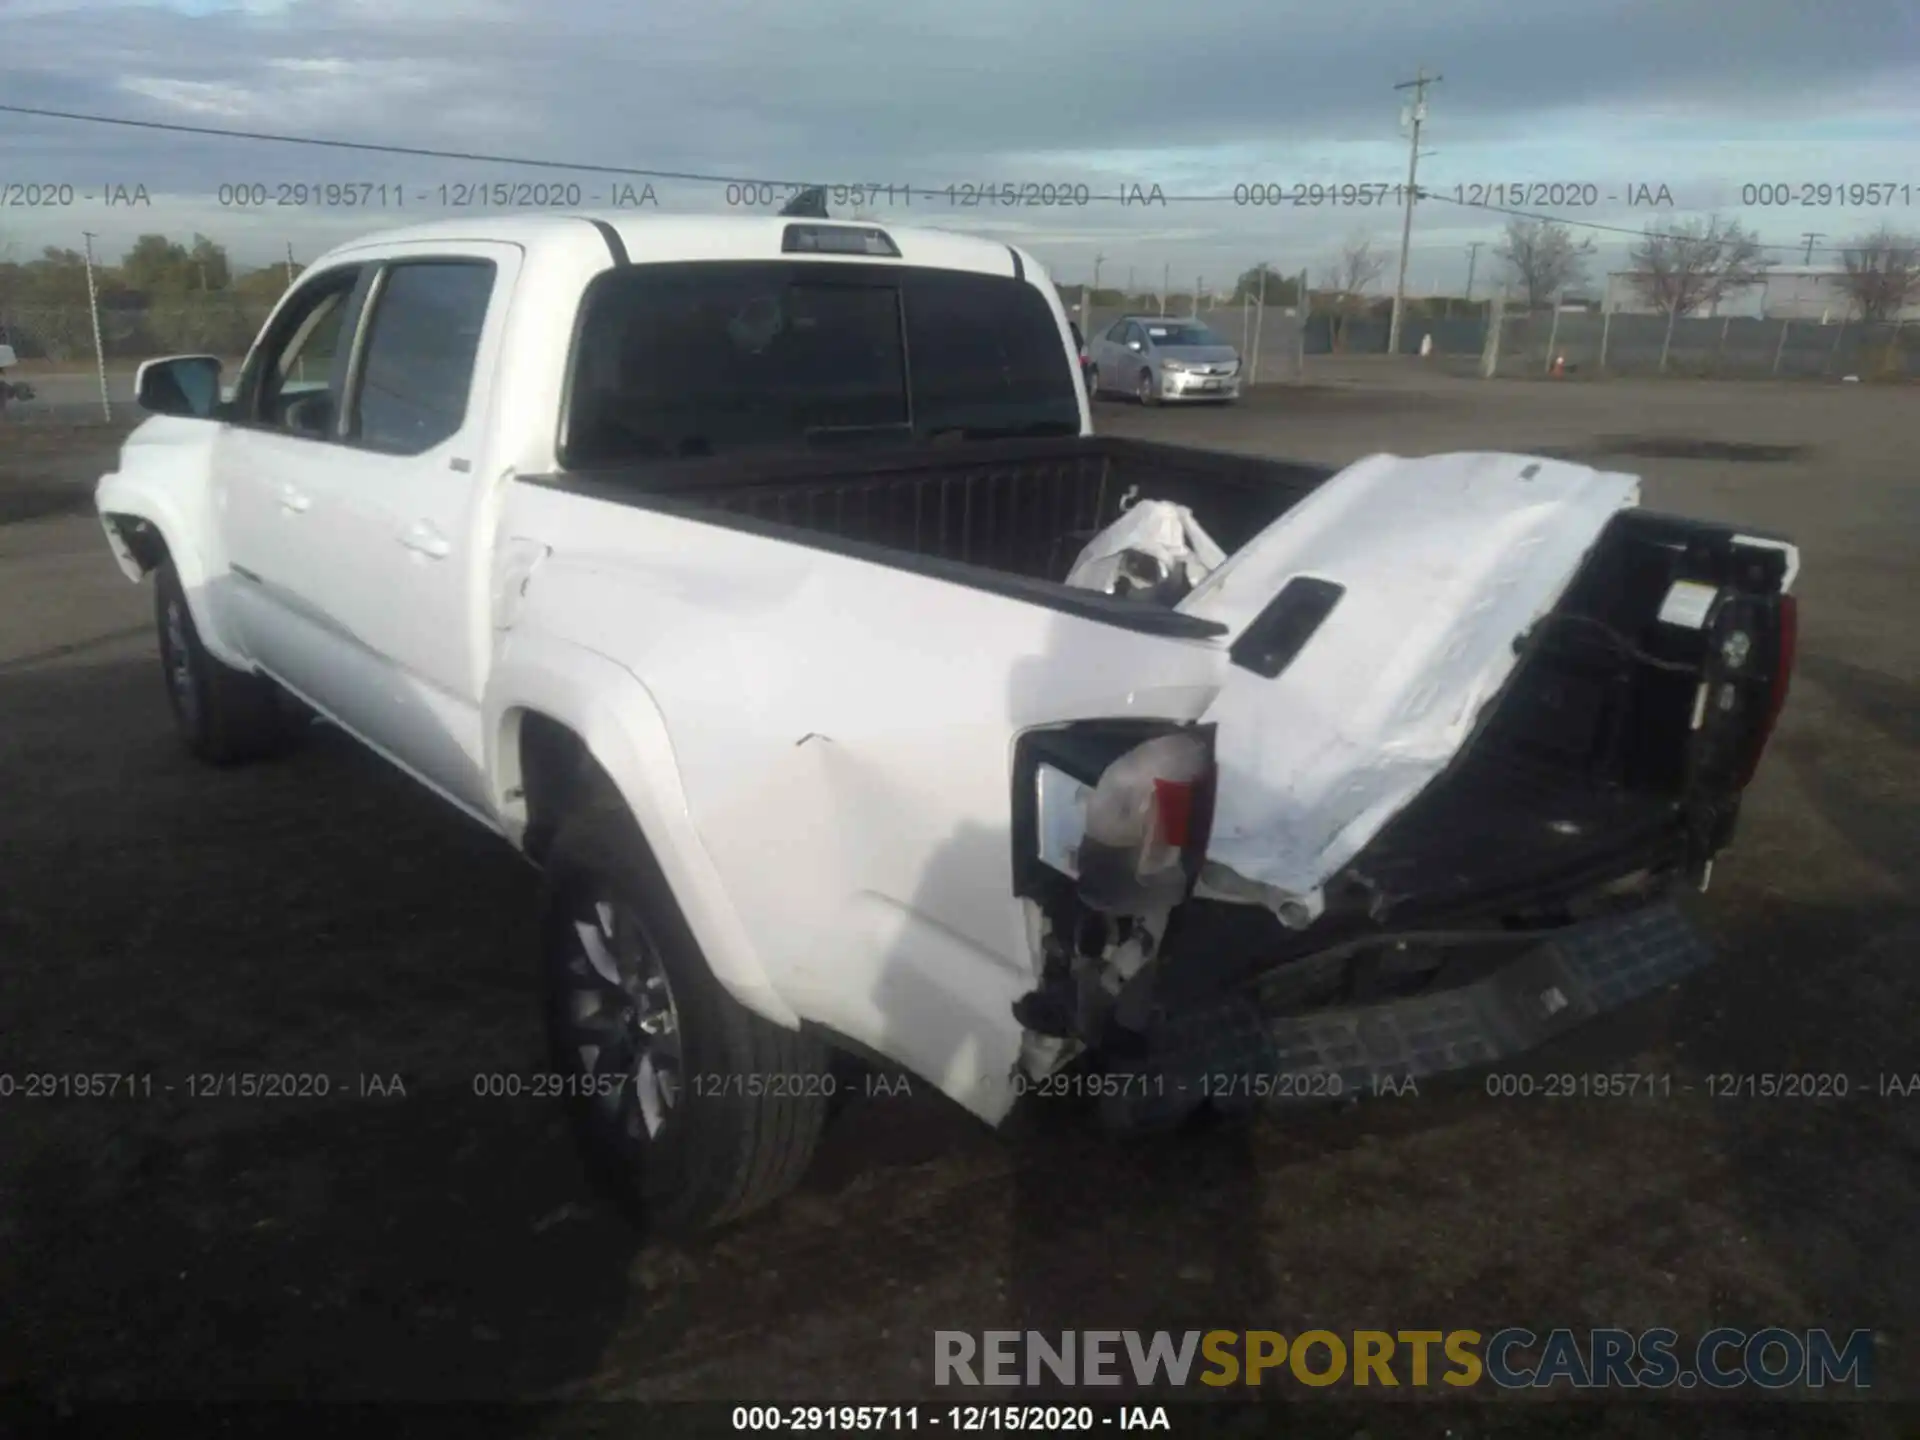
[1088,316,1241,405]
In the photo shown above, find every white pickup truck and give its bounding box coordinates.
[0,342,35,411]
[96,213,1799,1233]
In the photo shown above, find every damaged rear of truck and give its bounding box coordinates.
[503,229,1799,1226]
[533,427,1798,1143]
[100,215,1798,1232]
[1012,451,1799,1129]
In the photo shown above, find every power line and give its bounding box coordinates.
[1414,189,1852,255]
[0,102,791,189]
[0,101,1868,255]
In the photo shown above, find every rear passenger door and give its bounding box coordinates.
[274,243,521,819]
[1098,320,1136,389]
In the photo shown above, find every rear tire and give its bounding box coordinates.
[154,560,295,765]
[541,798,831,1235]
[1087,365,1101,398]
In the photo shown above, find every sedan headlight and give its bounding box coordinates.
[1161,359,1190,373]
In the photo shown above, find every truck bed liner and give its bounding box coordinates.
[542,434,1333,586]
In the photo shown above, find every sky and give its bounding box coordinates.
[2,0,1918,297]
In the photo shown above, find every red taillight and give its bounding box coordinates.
[1771,594,1798,717]
[1737,593,1797,785]
[1152,777,1195,846]
[1076,730,1216,913]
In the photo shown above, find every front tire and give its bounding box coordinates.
[541,800,832,1234]
[154,561,295,765]
[1137,368,1159,406]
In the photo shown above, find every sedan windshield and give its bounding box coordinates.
[1142,323,1222,347]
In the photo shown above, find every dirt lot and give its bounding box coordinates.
[1,373,1916,1433]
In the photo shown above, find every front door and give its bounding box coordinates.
[216,245,519,818]
[214,263,372,698]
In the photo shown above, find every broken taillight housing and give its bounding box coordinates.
[1075,730,1216,913]
[1736,592,1797,786]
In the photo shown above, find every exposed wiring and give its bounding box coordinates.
[1521,612,1702,673]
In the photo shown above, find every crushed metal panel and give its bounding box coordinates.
[1178,451,1641,921]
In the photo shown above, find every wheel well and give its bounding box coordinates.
[104,514,170,574]
[516,711,621,866]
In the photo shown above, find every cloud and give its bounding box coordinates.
[2,0,1915,280]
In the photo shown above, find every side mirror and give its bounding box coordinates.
[135,355,224,419]
[1126,340,1142,352]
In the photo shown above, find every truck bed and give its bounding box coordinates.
[526,437,1785,977]
[541,434,1333,594]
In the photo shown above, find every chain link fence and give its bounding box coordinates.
[1275,304,1915,379]
[1,301,273,366]
[1,301,276,423]
[1482,308,1917,380]
[6,288,1908,428]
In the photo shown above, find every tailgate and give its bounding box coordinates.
[1175,451,1642,924]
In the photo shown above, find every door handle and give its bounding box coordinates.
[278,485,311,513]
[399,520,451,559]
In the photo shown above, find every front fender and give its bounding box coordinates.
[484,629,801,1031]
[94,418,246,666]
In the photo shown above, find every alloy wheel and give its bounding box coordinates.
[560,894,683,1142]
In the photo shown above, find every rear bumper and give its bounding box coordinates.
[1099,899,1712,1129]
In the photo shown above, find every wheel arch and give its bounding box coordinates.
[486,638,801,1030]
[99,503,253,668]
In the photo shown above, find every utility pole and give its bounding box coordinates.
[1161,262,1169,316]
[284,241,297,290]
[1800,232,1823,265]
[1081,251,1104,336]
[81,230,110,423]
[1194,276,1202,318]
[1387,67,1440,358]
[1249,263,1268,384]
[1464,240,1483,304]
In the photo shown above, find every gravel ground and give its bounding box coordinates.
[1,373,1915,1434]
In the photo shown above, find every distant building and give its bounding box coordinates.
[1757,267,1920,323]
[1603,268,1920,322]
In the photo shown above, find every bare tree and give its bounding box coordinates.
[1494,218,1595,309]
[1835,226,1920,324]
[1325,234,1385,300]
[1628,214,1769,319]
[1627,214,1769,371]
[1319,234,1385,351]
